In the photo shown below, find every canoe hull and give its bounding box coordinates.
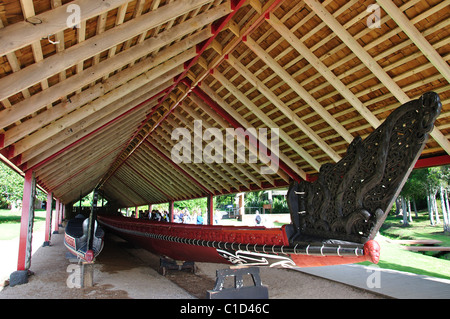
[98,215,379,268]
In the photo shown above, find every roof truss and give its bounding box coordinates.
[0,0,448,206]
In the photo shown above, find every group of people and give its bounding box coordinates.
[134,209,170,222]
[173,208,204,225]
[126,207,225,225]
[129,207,205,224]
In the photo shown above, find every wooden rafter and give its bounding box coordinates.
[0,0,447,206]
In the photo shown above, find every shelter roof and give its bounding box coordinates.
[0,0,448,206]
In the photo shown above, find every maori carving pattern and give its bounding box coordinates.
[288,92,442,244]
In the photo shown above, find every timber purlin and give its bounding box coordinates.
[0,0,447,208]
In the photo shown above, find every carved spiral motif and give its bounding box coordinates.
[287,92,442,244]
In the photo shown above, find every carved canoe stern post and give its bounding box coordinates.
[287,92,442,245]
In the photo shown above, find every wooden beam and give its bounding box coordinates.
[146,140,213,196]
[134,145,208,197]
[244,36,354,144]
[0,0,220,101]
[211,69,323,171]
[192,83,306,181]
[267,14,381,129]
[165,113,248,190]
[141,137,220,193]
[11,62,184,159]
[175,107,263,187]
[157,121,235,192]
[0,0,133,57]
[2,30,210,146]
[227,55,337,166]
[303,0,450,155]
[25,83,168,171]
[198,82,301,181]
[376,0,450,84]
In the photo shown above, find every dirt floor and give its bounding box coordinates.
[0,230,385,299]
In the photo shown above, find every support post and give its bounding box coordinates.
[10,170,36,286]
[58,201,63,226]
[169,200,174,222]
[53,198,60,234]
[207,194,214,225]
[43,192,53,246]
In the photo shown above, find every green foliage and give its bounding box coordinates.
[400,165,450,200]
[174,197,207,213]
[272,196,289,213]
[244,190,267,208]
[0,162,24,208]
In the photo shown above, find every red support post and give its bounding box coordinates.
[43,192,53,246]
[17,170,36,271]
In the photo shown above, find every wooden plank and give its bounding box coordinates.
[190,101,275,187]
[10,59,187,157]
[0,0,220,101]
[0,0,133,57]
[199,82,302,181]
[245,36,354,144]
[166,114,249,190]
[303,0,450,155]
[267,14,381,129]
[213,57,326,171]
[175,107,263,187]
[21,79,172,168]
[1,30,209,144]
[376,0,450,84]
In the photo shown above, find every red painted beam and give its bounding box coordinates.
[414,155,450,169]
[96,89,170,188]
[100,0,287,195]
[107,182,138,208]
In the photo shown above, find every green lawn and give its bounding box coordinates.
[0,209,47,241]
[358,211,450,280]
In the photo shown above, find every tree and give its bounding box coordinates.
[0,161,24,209]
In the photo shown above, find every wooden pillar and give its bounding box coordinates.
[53,198,60,234]
[61,203,65,222]
[43,192,53,246]
[58,201,63,226]
[10,170,36,286]
[169,201,174,222]
[207,194,214,225]
[135,206,139,218]
[17,170,36,271]
[237,193,245,218]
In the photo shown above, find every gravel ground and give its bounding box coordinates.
[0,230,384,299]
